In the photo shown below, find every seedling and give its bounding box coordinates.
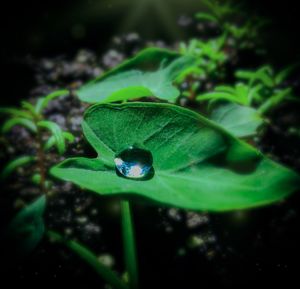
[0,90,75,193]
[195,0,268,49]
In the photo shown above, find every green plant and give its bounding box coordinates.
[48,102,298,288]
[178,35,227,79]
[195,0,268,49]
[196,0,240,24]
[195,63,299,116]
[0,90,74,193]
[196,83,262,106]
[235,65,298,114]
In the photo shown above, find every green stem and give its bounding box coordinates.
[121,200,138,289]
[35,123,47,195]
[47,230,128,289]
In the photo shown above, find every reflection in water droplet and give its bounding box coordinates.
[114,146,154,180]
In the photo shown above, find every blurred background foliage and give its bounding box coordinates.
[1,0,300,107]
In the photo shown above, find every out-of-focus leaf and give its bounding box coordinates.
[35,90,69,114]
[2,117,37,133]
[44,131,75,152]
[235,66,274,87]
[0,107,33,119]
[195,12,218,22]
[274,65,297,85]
[4,196,46,258]
[258,88,292,115]
[1,155,36,180]
[210,103,263,138]
[21,101,37,116]
[77,48,196,103]
[38,121,65,154]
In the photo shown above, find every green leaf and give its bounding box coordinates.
[258,88,292,115]
[38,120,66,154]
[47,230,129,289]
[21,101,37,116]
[2,117,37,133]
[197,83,262,106]
[274,64,297,85]
[51,103,299,212]
[35,90,69,114]
[5,196,46,258]
[0,107,33,119]
[44,131,75,152]
[1,155,36,180]
[235,66,274,87]
[210,103,263,138]
[195,12,219,23]
[197,91,240,103]
[77,48,196,103]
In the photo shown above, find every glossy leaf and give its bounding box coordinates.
[51,103,299,212]
[210,103,263,138]
[77,48,195,103]
[5,196,46,258]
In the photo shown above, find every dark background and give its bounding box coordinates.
[1,0,300,106]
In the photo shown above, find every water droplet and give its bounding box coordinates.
[114,146,154,180]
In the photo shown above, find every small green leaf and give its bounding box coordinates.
[38,121,66,154]
[5,196,46,258]
[210,103,263,138]
[21,101,37,116]
[35,90,69,114]
[258,88,292,115]
[197,91,238,103]
[51,103,299,212]
[195,12,219,23]
[44,131,75,152]
[1,117,37,133]
[0,107,33,119]
[274,64,297,85]
[197,83,260,106]
[1,155,36,180]
[235,66,274,87]
[77,48,196,103]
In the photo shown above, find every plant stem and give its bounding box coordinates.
[121,200,138,289]
[47,230,129,289]
[36,124,47,195]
